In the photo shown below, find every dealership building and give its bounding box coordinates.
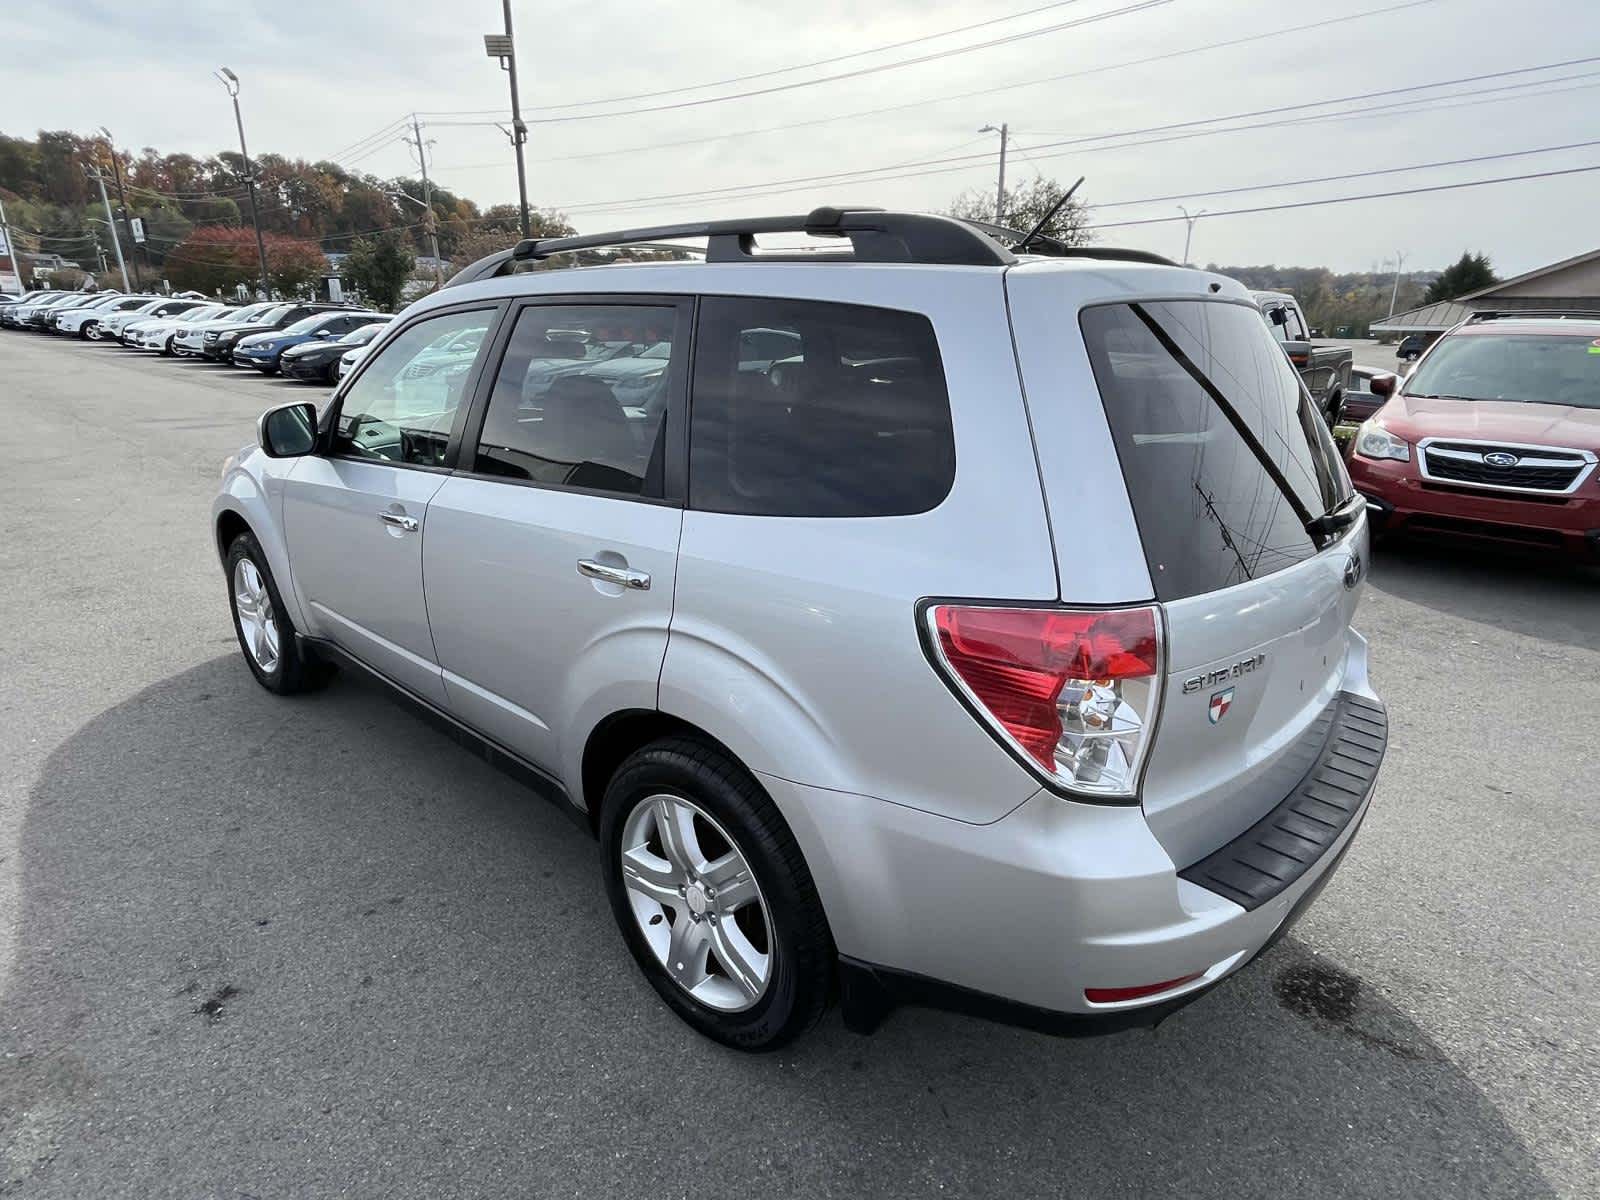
[1371,247,1600,341]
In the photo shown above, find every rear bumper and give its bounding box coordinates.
[1352,454,1600,557]
[769,649,1386,1035]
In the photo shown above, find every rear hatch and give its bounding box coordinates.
[1011,275,1365,867]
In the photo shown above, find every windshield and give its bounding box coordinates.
[177,305,226,322]
[283,314,333,335]
[228,302,274,322]
[250,304,293,325]
[340,322,388,345]
[1407,333,1600,408]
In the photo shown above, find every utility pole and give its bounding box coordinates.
[85,167,131,291]
[1178,205,1207,267]
[406,114,445,287]
[1388,250,1407,317]
[216,67,273,298]
[980,123,1009,224]
[485,2,532,238]
[0,191,23,293]
[97,128,144,287]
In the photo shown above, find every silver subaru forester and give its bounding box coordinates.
[213,209,1386,1050]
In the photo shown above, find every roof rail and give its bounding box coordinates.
[957,217,1178,267]
[445,207,1015,287]
[1464,308,1600,322]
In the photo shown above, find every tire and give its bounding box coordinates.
[599,737,833,1051]
[224,531,332,695]
[83,323,100,341]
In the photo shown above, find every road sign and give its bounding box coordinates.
[130,217,146,244]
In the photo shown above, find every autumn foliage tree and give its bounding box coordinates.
[164,226,328,296]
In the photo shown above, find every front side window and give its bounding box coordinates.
[473,304,679,496]
[1082,300,1350,601]
[333,307,495,466]
[1406,332,1600,409]
[689,297,955,517]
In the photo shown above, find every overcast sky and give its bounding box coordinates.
[5,0,1598,274]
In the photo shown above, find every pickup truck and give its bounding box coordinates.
[1252,290,1353,426]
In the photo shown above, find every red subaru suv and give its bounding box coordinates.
[1347,312,1600,560]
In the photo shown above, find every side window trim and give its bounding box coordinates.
[452,292,695,506]
[320,299,510,473]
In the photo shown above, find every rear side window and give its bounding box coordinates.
[1081,300,1349,601]
[689,297,954,517]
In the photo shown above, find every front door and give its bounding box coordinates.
[282,304,500,706]
[422,299,689,781]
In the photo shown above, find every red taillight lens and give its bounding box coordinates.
[1084,973,1201,1005]
[928,605,1161,799]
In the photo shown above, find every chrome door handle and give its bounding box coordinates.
[578,559,651,590]
[378,511,419,532]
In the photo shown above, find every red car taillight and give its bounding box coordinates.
[926,604,1162,801]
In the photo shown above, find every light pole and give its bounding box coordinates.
[1178,205,1207,267]
[485,2,531,239]
[215,67,272,298]
[97,127,144,287]
[83,169,131,291]
[980,123,1009,225]
[1387,250,1408,317]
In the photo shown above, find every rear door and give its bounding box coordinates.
[1015,286,1363,867]
[422,297,689,777]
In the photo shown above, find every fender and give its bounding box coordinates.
[211,448,311,635]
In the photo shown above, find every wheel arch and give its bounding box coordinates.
[580,709,744,832]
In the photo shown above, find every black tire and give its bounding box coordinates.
[224,531,332,695]
[599,737,833,1051]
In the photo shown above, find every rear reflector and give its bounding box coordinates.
[925,604,1162,800]
[1084,973,1201,1004]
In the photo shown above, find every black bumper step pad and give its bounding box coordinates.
[1177,693,1388,911]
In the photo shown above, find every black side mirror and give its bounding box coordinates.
[258,402,319,458]
[1369,372,1397,398]
[1267,305,1289,327]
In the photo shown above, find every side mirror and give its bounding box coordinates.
[258,402,319,458]
[1369,372,1397,398]
[1267,305,1289,327]
[314,328,333,339]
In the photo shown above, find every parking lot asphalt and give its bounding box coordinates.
[2,332,1597,1199]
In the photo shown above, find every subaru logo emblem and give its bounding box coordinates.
[1484,451,1519,467]
[1208,688,1234,724]
[1344,551,1364,590]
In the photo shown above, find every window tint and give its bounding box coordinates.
[333,307,494,466]
[474,304,678,496]
[689,298,955,517]
[1081,301,1349,601]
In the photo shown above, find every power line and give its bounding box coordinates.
[545,59,1600,214]
[428,0,1445,168]
[522,0,1097,110]
[513,0,1175,124]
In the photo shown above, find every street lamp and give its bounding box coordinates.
[484,1,532,239]
[1177,205,1207,267]
[979,123,1009,226]
[215,66,272,297]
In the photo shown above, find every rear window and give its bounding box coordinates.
[1407,332,1600,409]
[1081,300,1349,601]
[689,297,955,517]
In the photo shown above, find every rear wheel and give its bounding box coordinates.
[600,738,833,1051]
[83,322,101,341]
[225,532,331,695]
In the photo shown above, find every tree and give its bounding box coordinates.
[342,230,414,311]
[163,226,261,293]
[1423,252,1497,304]
[264,233,329,296]
[948,176,1093,246]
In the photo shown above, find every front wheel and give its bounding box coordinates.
[225,532,331,695]
[83,323,100,341]
[600,738,833,1051]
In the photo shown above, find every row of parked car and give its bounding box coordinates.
[0,288,392,383]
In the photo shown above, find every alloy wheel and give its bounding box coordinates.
[619,794,773,1012]
[232,557,281,674]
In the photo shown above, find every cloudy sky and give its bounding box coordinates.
[6,0,1599,273]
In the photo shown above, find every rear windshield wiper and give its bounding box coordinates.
[1305,492,1366,542]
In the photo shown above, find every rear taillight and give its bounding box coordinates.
[925,604,1162,801]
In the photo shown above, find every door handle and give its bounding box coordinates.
[577,559,651,590]
[378,511,419,532]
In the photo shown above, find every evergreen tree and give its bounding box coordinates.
[1423,252,1498,304]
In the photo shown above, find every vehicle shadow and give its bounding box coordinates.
[2,657,1556,1198]
[1369,537,1599,651]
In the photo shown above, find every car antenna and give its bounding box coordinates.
[1014,176,1085,254]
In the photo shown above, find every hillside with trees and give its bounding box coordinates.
[1200,262,1440,337]
[0,128,571,294]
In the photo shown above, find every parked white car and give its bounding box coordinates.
[56,294,153,339]
[172,301,281,357]
[333,321,390,380]
[128,303,235,353]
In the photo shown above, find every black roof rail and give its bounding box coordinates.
[944,217,1178,266]
[1464,308,1600,322]
[445,207,1015,287]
